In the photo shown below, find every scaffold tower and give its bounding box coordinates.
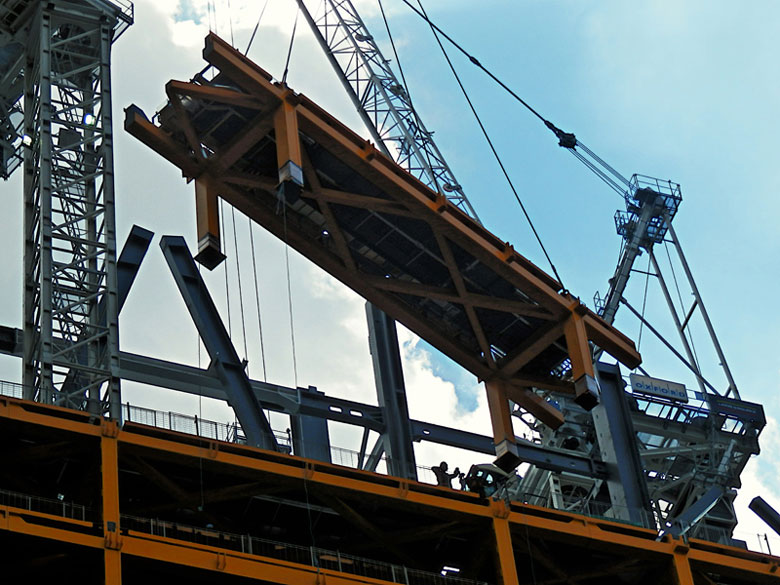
[0,0,132,417]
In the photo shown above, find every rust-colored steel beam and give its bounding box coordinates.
[124,33,641,440]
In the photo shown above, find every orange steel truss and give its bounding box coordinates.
[0,396,778,584]
[125,34,641,461]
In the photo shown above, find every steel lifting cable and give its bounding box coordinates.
[664,239,701,369]
[277,193,300,389]
[282,7,300,84]
[414,0,566,289]
[207,0,215,32]
[245,0,272,55]
[226,0,235,46]
[248,217,268,381]
[196,262,206,513]
[230,205,250,373]
[636,253,652,351]
[220,199,233,339]
[399,0,548,124]
[400,0,633,199]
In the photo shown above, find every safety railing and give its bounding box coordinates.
[122,403,406,475]
[122,403,291,448]
[0,380,752,549]
[0,379,24,399]
[0,487,91,522]
[121,514,489,585]
[515,491,655,530]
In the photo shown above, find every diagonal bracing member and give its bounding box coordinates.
[160,235,279,451]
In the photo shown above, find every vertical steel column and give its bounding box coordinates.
[491,503,519,585]
[22,1,131,418]
[101,419,122,583]
[590,363,651,526]
[291,386,332,462]
[366,302,417,480]
[672,549,695,585]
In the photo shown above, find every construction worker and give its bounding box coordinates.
[432,461,460,488]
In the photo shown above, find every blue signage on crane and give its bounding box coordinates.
[629,373,689,403]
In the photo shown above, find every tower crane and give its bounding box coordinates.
[545,120,739,399]
[292,0,483,482]
[294,0,479,222]
[287,0,758,540]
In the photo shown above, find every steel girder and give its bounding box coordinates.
[366,301,417,480]
[116,350,609,480]
[1,400,779,585]
[124,33,641,465]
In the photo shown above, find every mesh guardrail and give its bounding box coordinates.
[0,487,90,522]
[121,514,489,585]
[0,379,24,399]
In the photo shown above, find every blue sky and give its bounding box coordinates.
[1,0,778,543]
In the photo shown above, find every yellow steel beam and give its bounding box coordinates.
[491,501,520,585]
[122,531,401,585]
[194,175,224,268]
[0,396,102,436]
[273,95,303,181]
[102,421,123,584]
[0,506,102,547]
[0,401,778,584]
[672,548,695,585]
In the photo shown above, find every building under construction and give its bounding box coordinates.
[0,0,777,584]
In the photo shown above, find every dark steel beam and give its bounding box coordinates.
[116,225,155,312]
[160,235,278,451]
[661,486,725,539]
[290,386,332,463]
[61,224,155,396]
[591,362,652,525]
[410,419,608,479]
[118,351,384,431]
[749,496,780,538]
[366,302,417,480]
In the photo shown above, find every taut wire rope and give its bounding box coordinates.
[230,205,250,374]
[248,217,268,381]
[245,0,272,55]
[414,0,566,289]
[282,7,299,84]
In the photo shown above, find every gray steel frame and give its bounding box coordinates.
[21,1,131,418]
[160,235,279,451]
[366,302,417,480]
[295,0,479,221]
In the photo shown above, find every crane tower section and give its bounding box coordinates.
[295,0,480,221]
[0,0,133,418]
